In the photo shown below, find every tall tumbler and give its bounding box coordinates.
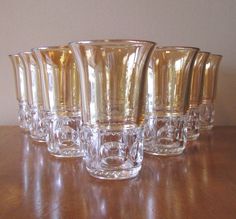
[144,46,199,156]
[199,54,222,130]
[184,52,210,140]
[33,46,84,157]
[9,54,31,131]
[70,40,155,179]
[20,52,48,142]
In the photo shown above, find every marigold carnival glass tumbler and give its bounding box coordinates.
[33,46,84,157]
[184,52,210,140]
[20,52,48,142]
[70,40,155,179]
[199,54,222,130]
[9,54,31,131]
[144,46,199,156]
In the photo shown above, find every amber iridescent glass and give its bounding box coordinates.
[70,40,155,180]
[20,52,48,142]
[184,51,210,140]
[199,54,222,130]
[144,46,199,156]
[9,54,30,131]
[33,46,84,157]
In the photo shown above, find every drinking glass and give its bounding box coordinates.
[184,51,210,140]
[144,46,199,156]
[33,46,84,157]
[9,54,31,131]
[70,40,155,179]
[20,52,48,142]
[199,54,222,130]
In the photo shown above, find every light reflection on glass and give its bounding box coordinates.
[22,134,30,193]
[50,161,63,219]
[21,133,47,217]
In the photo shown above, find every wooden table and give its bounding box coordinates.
[0,126,236,219]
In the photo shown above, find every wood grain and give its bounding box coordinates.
[0,126,236,219]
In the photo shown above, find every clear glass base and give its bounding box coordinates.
[47,115,84,158]
[144,142,185,156]
[48,146,84,158]
[200,124,213,131]
[144,116,185,156]
[18,102,31,131]
[86,165,141,180]
[83,126,143,180]
[199,103,215,131]
[186,133,200,141]
[29,109,48,142]
[31,135,47,143]
[184,107,200,141]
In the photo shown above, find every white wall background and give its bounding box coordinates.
[0,0,235,125]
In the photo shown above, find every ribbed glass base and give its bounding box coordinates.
[18,102,30,131]
[47,115,84,158]
[144,116,185,156]
[83,126,143,180]
[48,146,84,158]
[200,124,214,131]
[29,109,48,143]
[199,103,215,131]
[184,107,200,141]
[30,135,47,143]
[144,142,185,156]
[86,165,141,180]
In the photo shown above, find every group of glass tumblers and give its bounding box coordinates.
[9,40,222,180]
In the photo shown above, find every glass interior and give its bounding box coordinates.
[32,46,81,114]
[70,40,155,128]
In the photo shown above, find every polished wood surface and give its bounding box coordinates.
[0,126,236,219]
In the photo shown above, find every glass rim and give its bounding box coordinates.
[31,45,69,52]
[198,51,211,55]
[209,53,223,58]
[9,51,34,57]
[8,53,20,57]
[69,39,156,46]
[18,51,32,56]
[156,46,200,51]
